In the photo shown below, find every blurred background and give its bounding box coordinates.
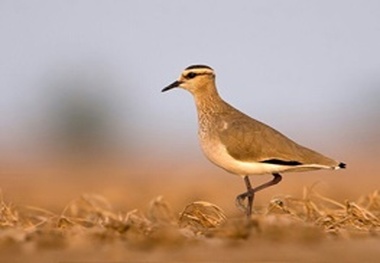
[0,1,379,215]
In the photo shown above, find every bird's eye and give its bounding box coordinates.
[186,72,197,79]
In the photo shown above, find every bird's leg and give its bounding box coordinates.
[235,176,254,217]
[235,173,283,217]
[252,173,282,193]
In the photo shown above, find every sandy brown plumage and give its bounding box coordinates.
[215,101,339,169]
[162,64,346,217]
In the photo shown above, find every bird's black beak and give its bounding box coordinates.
[162,80,182,92]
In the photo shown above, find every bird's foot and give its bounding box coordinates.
[235,190,255,217]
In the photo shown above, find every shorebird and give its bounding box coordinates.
[162,65,346,217]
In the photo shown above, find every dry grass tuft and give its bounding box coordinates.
[0,188,380,254]
[179,201,227,234]
[268,187,380,237]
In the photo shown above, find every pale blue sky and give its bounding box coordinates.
[1,1,379,158]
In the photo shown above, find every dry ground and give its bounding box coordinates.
[1,153,380,262]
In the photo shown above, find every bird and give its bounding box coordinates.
[162,64,346,217]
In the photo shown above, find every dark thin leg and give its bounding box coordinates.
[252,173,282,193]
[235,176,254,217]
[235,173,283,218]
[246,177,254,216]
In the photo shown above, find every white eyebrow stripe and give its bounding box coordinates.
[182,68,214,76]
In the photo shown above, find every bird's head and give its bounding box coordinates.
[162,65,216,96]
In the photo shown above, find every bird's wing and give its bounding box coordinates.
[217,112,337,167]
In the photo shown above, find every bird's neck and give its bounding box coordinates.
[193,86,228,138]
[193,87,225,115]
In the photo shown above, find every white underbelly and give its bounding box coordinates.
[199,138,329,176]
[199,139,284,175]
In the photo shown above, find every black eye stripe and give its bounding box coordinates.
[186,72,197,79]
[185,72,210,79]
